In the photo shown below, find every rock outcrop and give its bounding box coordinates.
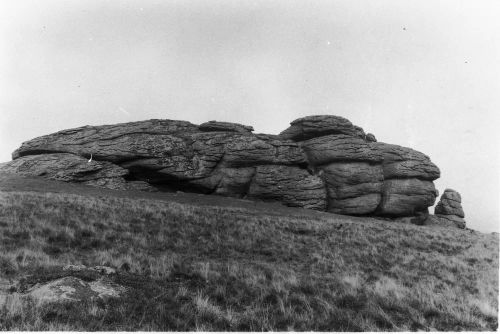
[434,189,466,228]
[0,265,126,306]
[2,115,442,218]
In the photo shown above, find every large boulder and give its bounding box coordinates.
[3,115,444,218]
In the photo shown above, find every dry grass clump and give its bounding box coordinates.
[0,190,498,331]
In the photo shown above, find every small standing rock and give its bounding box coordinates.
[434,189,466,228]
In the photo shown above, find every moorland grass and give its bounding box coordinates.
[0,190,498,331]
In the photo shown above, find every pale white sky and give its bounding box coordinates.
[1,0,498,232]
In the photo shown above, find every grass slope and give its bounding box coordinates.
[0,174,498,331]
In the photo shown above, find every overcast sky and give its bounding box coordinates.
[1,0,498,232]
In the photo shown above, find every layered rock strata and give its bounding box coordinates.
[434,189,466,228]
[281,116,440,216]
[3,115,441,217]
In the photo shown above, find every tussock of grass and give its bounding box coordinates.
[0,190,498,331]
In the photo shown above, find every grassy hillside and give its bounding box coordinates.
[0,175,498,331]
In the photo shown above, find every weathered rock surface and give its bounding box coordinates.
[279,115,366,141]
[3,115,444,218]
[1,265,126,306]
[378,179,438,216]
[12,119,199,161]
[27,276,124,305]
[0,153,158,192]
[433,189,466,228]
[435,189,465,217]
[282,116,439,216]
[328,194,382,215]
[247,165,326,210]
[321,162,383,215]
[0,153,129,189]
[371,142,440,181]
[223,135,306,167]
[199,120,254,133]
[366,133,377,142]
[300,134,384,165]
